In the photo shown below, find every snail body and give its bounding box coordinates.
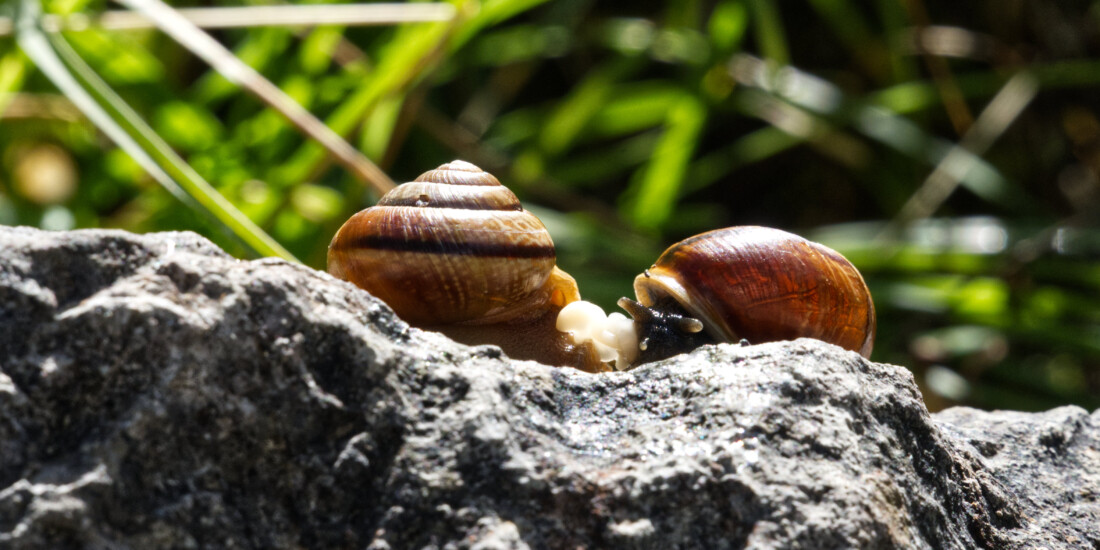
[328,161,605,372]
[560,226,876,368]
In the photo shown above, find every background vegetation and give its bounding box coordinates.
[2,0,1098,412]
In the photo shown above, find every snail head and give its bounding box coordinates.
[616,296,715,365]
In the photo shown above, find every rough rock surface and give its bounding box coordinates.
[0,226,1096,549]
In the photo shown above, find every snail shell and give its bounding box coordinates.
[623,226,875,363]
[328,161,604,371]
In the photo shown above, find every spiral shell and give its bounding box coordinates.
[633,226,875,358]
[328,161,576,326]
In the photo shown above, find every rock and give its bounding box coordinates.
[934,406,1100,548]
[0,226,1096,549]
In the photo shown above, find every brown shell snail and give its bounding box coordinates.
[328,161,875,372]
[327,160,608,372]
[558,226,875,367]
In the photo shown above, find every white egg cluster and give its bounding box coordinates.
[555,300,639,370]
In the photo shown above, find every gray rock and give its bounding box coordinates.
[0,226,1095,549]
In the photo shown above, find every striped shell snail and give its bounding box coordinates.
[560,226,875,368]
[327,160,608,372]
[329,161,875,373]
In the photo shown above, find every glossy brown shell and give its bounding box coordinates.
[328,161,569,326]
[633,226,876,357]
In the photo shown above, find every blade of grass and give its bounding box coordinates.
[193,27,291,106]
[0,49,30,114]
[663,0,701,28]
[884,72,1039,236]
[452,0,553,46]
[360,94,404,161]
[875,0,918,83]
[625,94,706,230]
[539,58,641,156]
[807,0,888,82]
[684,126,802,192]
[113,0,396,195]
[900,0,973,134]
[281,0,552,188]
[746,0,789,66]
[14,0,296,261]
[727,54,1013,205]
[456,62,537,138]
[874,59,1100,115]
[0,4,455,34]
[278,9,464,186]
[707,0,749,55]
[413,102,628,223]
[734,88,873,169]
[589,81,690,138]
[546,130,663,186]
[807,0,873,51]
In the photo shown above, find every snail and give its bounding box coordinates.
[327,160,610,372]
[558,226,876,368]
[329,161,875,373]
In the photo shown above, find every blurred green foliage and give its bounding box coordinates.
[1,0,1098,412]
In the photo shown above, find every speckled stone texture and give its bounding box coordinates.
[0,226,1096,549]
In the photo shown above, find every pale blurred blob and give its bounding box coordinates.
[13,142,77,205]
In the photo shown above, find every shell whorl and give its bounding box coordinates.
[328,161,563,326]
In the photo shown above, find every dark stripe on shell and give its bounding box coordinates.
[344,233,556,258]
